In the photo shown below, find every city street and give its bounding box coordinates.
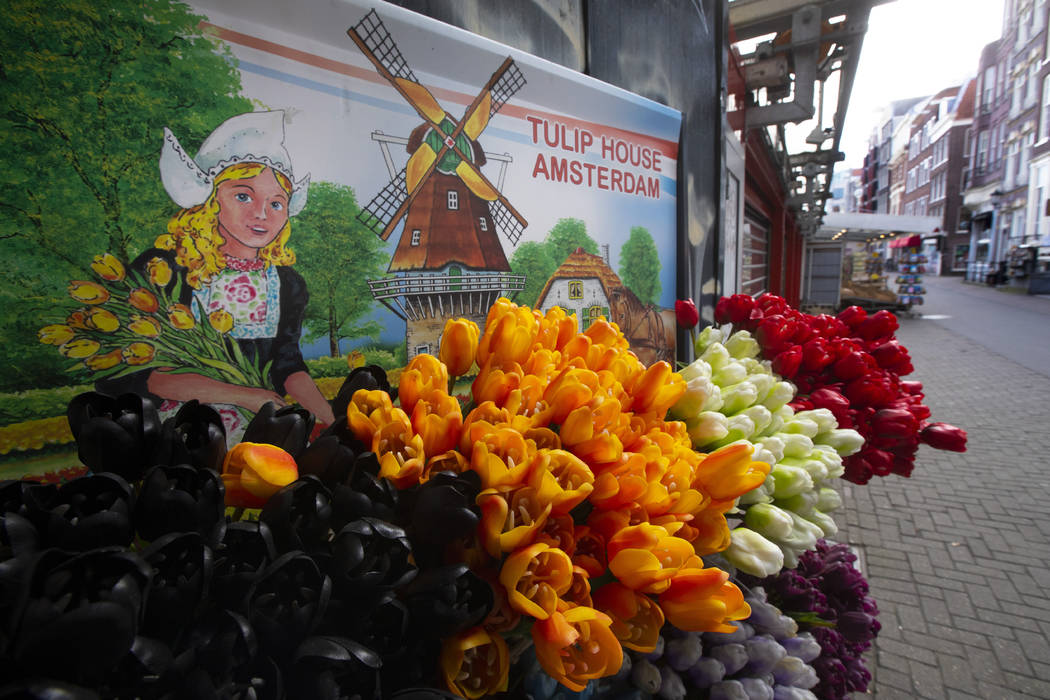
[836,275,1050,698]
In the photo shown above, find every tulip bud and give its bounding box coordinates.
[802,508,838,537]
[128,287,160,313]
[779,432,814,459]
[743,503,795,541]
[146,257,173,287]
[60,338,101,359]
[122,342,156,366]
[670,373,722,419]
[439,317,480,378]
[68,280,110,305]
[754,435,785,462]
[715,294,759,325]
[720,381,759,415]
[675,298,699,329]
[774,489,819,516]
[679,357,713,382]
[38,324,76,346]
[723,528,784,578]
[724,330,760,359]
[771,346,803,379]
[712,361,748,388]
[686,411,729,447]
[208,309,234,334]
[920,422,967,452]
[221,442,299,508]
[700,341,731,370]
[793,408,838,436]
[694,325,725,354]
[739,405,773,435]
[815,428,865,456]
[769,464,814,499]
[90,253,126,282]
[816,487,843,512]
[781,416,820,439]
[167,304,195,330]
[761,381,796,411]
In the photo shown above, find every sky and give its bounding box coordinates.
[838,0,1006,168]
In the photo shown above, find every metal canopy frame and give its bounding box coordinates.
[729,0,893,238]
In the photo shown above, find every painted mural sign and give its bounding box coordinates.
[0,0,681,479]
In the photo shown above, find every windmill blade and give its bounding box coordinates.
[488,199,526,246]
[357,168,409,239]
[462,92,491,141]
[406,142,438,194]
[394,78,446,125]
[455,160,498,201]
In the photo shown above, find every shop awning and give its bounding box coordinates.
[889,235,922,248]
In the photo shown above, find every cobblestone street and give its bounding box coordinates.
[837,277,1050,699]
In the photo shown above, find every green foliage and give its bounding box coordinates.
[294,182,388,356]
[544,218,599,267]
[0,0,253,391]
[0,385,92,423]
[510,241,557,307]
[618,226,662,305]
[304,345,405,377]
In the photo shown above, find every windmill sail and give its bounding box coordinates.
[488,61,526,118]
[488,199,524,246]
[358,167,409,237]
[350,10,418,83]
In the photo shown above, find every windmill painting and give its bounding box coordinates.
[347,10,528,358]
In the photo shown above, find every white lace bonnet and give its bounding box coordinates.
[159,111,310,216]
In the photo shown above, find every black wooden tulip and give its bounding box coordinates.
[162,400,227,472]
[247,551,331,659]
[139,533,213,645]
[330,365,391,420]
[29,473,134,551]
[297,435,356,486]
[399,471,481,568]
[212,521,277,613]
[288,636,381,700]
[402,564,493,639]
[107,635,175,698]
[331,452,398,526]
[11,548,151,684]
[66,392,162,481]
[390,689,461,700]
[134,465,226,546]
[242,402,314,458]
[329,518,416,596]
[316,416,369,452]
[259,476,334,555]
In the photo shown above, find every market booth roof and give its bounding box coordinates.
[815,212,943,242]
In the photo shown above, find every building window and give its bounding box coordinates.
[410,229,421,246]
[568,280,583,299]
[478,217,487,231]
[447,190,459,210]
[1041,75,1050,140]
[415,344,430,356]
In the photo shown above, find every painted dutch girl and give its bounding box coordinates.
[99,111,336,427]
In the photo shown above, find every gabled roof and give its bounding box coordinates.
[536,248,628,305]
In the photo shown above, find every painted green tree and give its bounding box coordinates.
[509,241,557,307]
[543,217,600,267]
[619,225,662,305]
[0,0,254,390]
[293,182,386,357]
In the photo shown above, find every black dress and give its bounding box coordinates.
[96,247,310,402]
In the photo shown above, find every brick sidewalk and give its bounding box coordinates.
[836,315,1050,699]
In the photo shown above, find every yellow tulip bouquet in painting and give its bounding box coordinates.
[39,252,270,389]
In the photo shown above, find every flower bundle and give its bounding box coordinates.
[741,540,880,700]
[3,299,773,698]
[714,294,967,484]
[38,252,267,389]
[669,326,863,578]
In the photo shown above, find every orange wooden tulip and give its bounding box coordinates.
[439,317,480,377]
[499,542,573,620]
[477,485,552,557]
[527,449,595,515]
[399,353,449,414]
[532,604,623,692]
[606,523,701,594]
[693,443,771,501]
[373,419,426,489]
[658,566,751,633]
[440,626,509,699]
[411,391,463,457]
[222,442,299,508]
[592,581,665,653]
